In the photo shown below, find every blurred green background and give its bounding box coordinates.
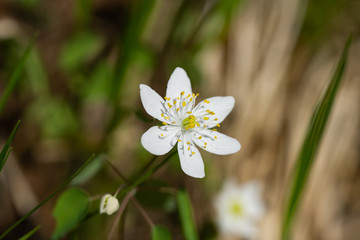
[0,0,359,239]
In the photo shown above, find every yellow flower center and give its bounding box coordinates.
[182,115,199,130]
[230,201,244,217]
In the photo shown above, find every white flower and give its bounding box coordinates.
[214,180,266,239]
[140,67,241,178]
[100,194,120,215]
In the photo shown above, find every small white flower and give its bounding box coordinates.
[140,67,241,178]
[214,180,266,239]
[100,194,120,215]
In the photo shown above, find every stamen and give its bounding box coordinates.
[182,102,186,107]
[162,122,167,125]
[161,113,164,117]
[187,111,192,114]
[161,134,164,137]
[181,91,185,96]
[198,136,202,139]
[216,124,220,127]
[192,152,195,155]
[214,136,217,139]
[214,118,218,121]
[167,103,172,108]
[165,116,170,120]
[204,99,210,103]
[178,139,181,142]
[204,117,209,120]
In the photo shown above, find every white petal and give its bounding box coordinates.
[105,196,120,215]
[166,67,193,99]
[177,136,205,178]
[140,84,165,121]
[193,96,235,128]
[100,194,112,214]
[192,129,240,155]
[141,126,179,155]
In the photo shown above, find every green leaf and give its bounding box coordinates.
[0,154,95,240]
[0,35,36,114]
[176,190,198,240]
[71,154,104,185]
[0,120,21,172]
[281,35,352,240]
[136,179,173,210]
[152,225,172,240]
[19,225,40,240]
[52,188,89,240]
[59,31,102,71]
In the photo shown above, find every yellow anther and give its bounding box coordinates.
[174,100,177,104]
[192,152,195,155]
[187,111,192,114]
[192,93,195,97]
[162,122,167,125]
[204,99,210,103]
[188,147,190,151]
[187,94,191,98]
[196,122,200,127]
[204,117,209,120]
[187,142,190,145]
[190,98,193,102]
[161,113,164,117]
[177,108,179,112]
[196,93,199,97]
[167,103,172,108]
[199,136,202,139]
[189,123,195,128]
[214,118,218,121]
[210,112,215,115]
[214,136,218,139]
[165,116,170,120]
[204,125,207,128]
[182,102,186,107]
[204,146,206,149]
[178,139,181,142]
[205,142,207,145]
[172,121,176,124]
[181,91,185,96]
[188,118,194,123]
[217,124,220,127]
[161,134,164,137]
[206,110,210,113]
[213,129,218,131]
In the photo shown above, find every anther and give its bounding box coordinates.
[204,99,210,103]
[181,91,185,96]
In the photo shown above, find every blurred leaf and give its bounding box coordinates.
[176,190,198,240]
[71,154,104,186]
[52,188,89,240]
[135,109,154,123]
[83,61,113,100]
[0,120,21,172]
[281,36,352,240]
[152,225,172,240]
[0,154,95,239]
[27,98,78,138]
[19,225,40,240]
[25,48,49,95]
[0,35,36,114]
[59,31,102,71]
[136,179,172,210]
[199,220,217,240]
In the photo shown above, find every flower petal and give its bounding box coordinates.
[192,129,240,155]
[193,96,235,128]
[141,126,179,155]
[177,136,205,178]
[140,84,165,121]
[100,194,111,214]
[166,67,193,99]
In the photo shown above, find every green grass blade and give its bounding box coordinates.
[0,120,21,172]
[176,190,198,240]
[152,225,172,240]
[18,225,41,240]
[281,35,352,240]
[0,35,37,114]
[0,154,95,239]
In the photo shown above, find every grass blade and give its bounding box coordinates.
[176,190,198,240]
[18,225,41,240]
[281,35,352,240]
[0,35,37,114]
[0,120,21,172]
[0,154,95,239]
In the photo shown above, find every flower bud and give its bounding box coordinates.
[100,194,119,215]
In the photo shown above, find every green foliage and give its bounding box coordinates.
[176,190,198,240]
[152,225,172,240]
[281,36,352,240]
[0,120,21,172]
[71,154,104,186]
[136,179,174,210]
[52,188,89,240]
[19,226,40,240]
[0,155,95,239]
[0,35,36,114]
[59,31,102,72]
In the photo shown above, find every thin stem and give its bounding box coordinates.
[137,155,157,176]
[104,157,129,183]
[107,189,136,240]
[130,198,154,228]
